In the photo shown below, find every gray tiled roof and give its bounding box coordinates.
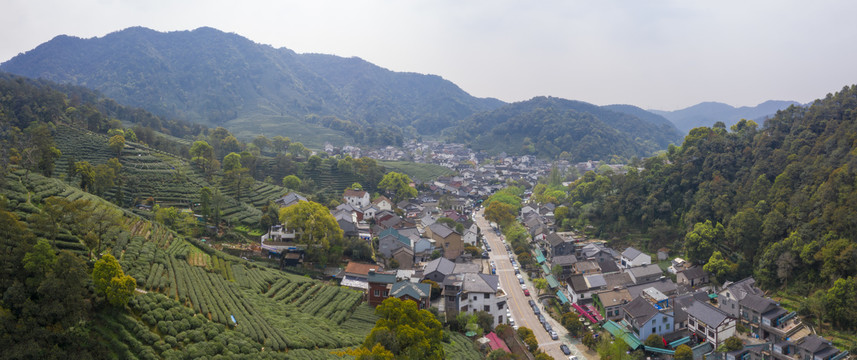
[684,301,730,327]
[429,223,455,238]
[624,296,658,327]
[679,266,706,280]
[603,272,633,289]
[797,335,834,354]
[628,264,663,278]
[622,247,643,260]
[568,274,588,292]
[546,232,566,247]
[367,271,397,284]
[552,255,578,266]
[444,273,499,294]
[391,281,431,300]
[627,278,677,298]
[424,257,455,276]
[740,293,779,314]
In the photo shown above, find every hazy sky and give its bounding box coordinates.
[3,0,857,110]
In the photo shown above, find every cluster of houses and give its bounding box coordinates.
[519,205,849,360]
[335,256,509,326]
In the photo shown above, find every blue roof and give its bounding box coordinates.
[557,291,569,304]
[546,275,560,289]
[534,248,546,263]
[602,320,642,350]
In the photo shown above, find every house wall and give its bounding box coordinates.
[393,250,414,269]
[630,312,674,341]
[368,283,390,307]
[688,316,735,348]
[457,291,507,325]
[463,231,477,246]
[424,271,447,284]
[439,233,464,260]
[718,289,741,318]
[378,235,407,258]
[623,254,652,268]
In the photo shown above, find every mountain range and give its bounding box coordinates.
[650,100,801,134]
[1,26,795,159]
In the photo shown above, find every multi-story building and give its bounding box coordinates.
[443,273,508,325]
[684,301,736,348]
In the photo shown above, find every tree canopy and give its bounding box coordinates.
[362,297,444,359]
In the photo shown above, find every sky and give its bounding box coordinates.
[3,0,857,111]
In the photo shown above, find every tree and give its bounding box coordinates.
[378,172,417,203]
[23,238,56,282]
[523,334,538,352]
[582,332,597,349]
[350,182,363,190]
[108,134,125,157]
[282,175,301,190]
[93,253,136,306]
[421,279,441,300]
[363,297,444,359]
[717,336,743,352]
[75,161,95,192]
[685,220,723,264]
[485,201,516,228]
[704,251,737,283]
[279,201,343,265]
[805,289,827,334]
[190,140,214,175]
[561,312,583,336]
[487,349,514,360]
[825,276,857,329]
[674,344,693,360]
[534,353,554,360]
[644,334,665,348]
[533,278,548,294]
[252,135,271,153]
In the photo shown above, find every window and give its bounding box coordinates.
[484,293,490,299]
[374,290,380,297]
[473,296,477,301]
[651,327,656,334]
[708,330,714,337]
[666,323,670,330]
[484,305,490,311]
[689,319,695,326]
[663,316,667,323]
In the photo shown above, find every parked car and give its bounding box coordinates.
[482,252,489,259]
[544,322,552,332]
[532,306,541,315]
[521,284,527,290]
[523,289,530,296]
[514,268,520,275]
[538,314,546,324]
[528,299,536,307]
[560,344,571,355]
[549,330,559,340]
[508,317,515,326]
[519,278,525,284]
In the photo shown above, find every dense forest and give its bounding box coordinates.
[548,85,857,330]
[451,96,682,161]
[0,26,504,148]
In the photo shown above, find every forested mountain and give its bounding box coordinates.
[450,96,682,161]
[0,26,503,147]
[557,86,857,321]
[651,100,801,134]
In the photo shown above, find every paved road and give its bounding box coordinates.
[475,209,587,360]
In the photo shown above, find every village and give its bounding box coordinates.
[252,144,849,360]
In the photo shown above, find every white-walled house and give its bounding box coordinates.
[623,296,674,341]
[343,189,371,208]
[443,273,508,325]
[621,247,652,268]
[684,301,736,348]
[463,228,478,246]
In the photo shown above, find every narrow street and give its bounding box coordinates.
[475,209,590,360]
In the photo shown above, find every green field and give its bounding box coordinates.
[226,113,353,151]
[377,160,457,182]
[0,169,377,358]
[52,125,286,227]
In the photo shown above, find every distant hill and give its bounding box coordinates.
[602,104,679,130]
[650,100,801,134]
[0,26,504,147]
[450,96,682,161]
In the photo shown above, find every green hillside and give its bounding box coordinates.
[451,96,681,161]
[378,160,457,182]
[0,26,504,146]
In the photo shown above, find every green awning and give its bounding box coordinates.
[602,320,642,350]
[557,291,569,304]
[534,248,546,264]
[546,275,560,289]
[708,293,718,299]
[541,264,552,274]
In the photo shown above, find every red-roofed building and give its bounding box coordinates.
[485,332,511,353]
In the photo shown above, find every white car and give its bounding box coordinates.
[521,284,527,290]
